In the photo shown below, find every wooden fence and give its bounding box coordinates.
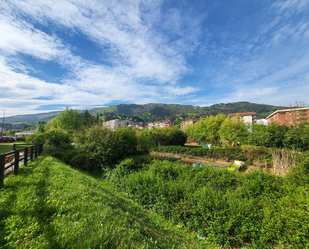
[0,144,43,187]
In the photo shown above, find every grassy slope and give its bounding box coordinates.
[0,156,211,249]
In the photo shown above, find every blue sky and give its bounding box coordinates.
[1,0,309,116]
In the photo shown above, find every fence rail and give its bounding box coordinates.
[0,144,43,187]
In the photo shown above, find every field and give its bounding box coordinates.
[0,141,29,154]
[0,156,212,249]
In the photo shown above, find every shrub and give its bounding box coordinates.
[110,155,153,191]
[138,127,187,147]
[74,125,122,169]
[120,160,309,248]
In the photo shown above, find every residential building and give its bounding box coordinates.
[102,119,145,131]
[15,130,37,138]
[180,118,200,130]
[256,119,268,126]
[227,112,257,125]
[102,119,132,131]
[148,120,173,129]
[266,107,309,126]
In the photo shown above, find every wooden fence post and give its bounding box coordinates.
[31,146,34,161]
[13,144,16,151]
[24,148,28,166]
[0,154,5,187]
[35,145,38,159]
[14,150,19,175]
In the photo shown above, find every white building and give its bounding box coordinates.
[102,119,146,131]
[15,130,37,138]
[148,120,173,129]
[227,112,257,125]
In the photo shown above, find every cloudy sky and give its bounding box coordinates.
[1,0,309,116]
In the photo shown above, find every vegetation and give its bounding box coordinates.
[155,145,271,163]
[109,154,309,248]
[5,101,281,129]
[244,122,309,151]
[0,156,210,248]
[5,107,309,248]
[0,141,29,154]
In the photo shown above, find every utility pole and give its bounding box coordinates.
[1,109,4,137]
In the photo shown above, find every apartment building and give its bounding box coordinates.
[148,120,173,129]
[227,112,257,125]
[266,107,309,126]
[102,119,146,131]
[180,118,200,130]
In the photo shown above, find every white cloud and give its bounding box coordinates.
[0,0,202,115]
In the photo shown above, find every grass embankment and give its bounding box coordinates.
[0,141,29,154]
[0,156,211,249]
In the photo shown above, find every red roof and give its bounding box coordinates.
[227,112,257,117]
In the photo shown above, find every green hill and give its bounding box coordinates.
[0,156,211,248]
[5,102,283,129]
[92,102,282,124]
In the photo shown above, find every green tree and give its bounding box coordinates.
[267,122,289,148]
[37,121,46,133]
[116,127,139,157]
[45,118,59,131]
[184,114,226,143]
[74,126,122,168]
[7,129,18,136]
[81,109,94,128]
[219,116,247,145]
[56,107,81,131]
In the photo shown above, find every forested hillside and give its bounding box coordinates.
[5,102,282,129]
[92,102,282,125]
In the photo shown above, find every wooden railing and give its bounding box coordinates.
[0,144,43,187]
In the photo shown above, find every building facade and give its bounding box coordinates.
[227,112,257,125]
[148,120,173,129]
[103,119,131,131]
[102,119,145,131]
[180,118,200,130]
[15,130,37,138]
[266,107,309,126]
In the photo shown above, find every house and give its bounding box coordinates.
[15,130,37,138]
[148,120,173,129]
[180,118,200,130]
[266,107,309,126]
[227,112,257,125]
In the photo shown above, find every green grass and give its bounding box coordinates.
[0,142,30,154]
[0,156,212,249]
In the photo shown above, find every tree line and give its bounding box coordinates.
[185,114,309,151]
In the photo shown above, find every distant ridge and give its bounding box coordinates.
[5,102,283,128]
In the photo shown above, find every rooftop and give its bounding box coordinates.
[227,112,257,117]
[266,107,309,119]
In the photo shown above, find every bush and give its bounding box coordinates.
[118,159,309,248]
[153,145,272,164]
[16,137,26,141]
[116,127,139,157]
[138,127,187,148]
[74,126,122,169]
[109,155,153,191]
